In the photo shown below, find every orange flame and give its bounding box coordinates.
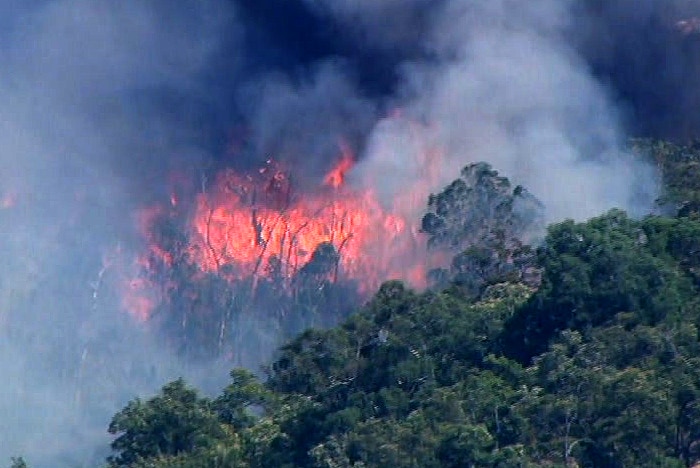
[188,154,419,293]
[128,117,448,320]
[122,278,156,322]
[324,141,355,188]
[102,245,158,322]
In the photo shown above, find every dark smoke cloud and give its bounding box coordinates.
[572,0,700,140]
[0,0,694,465]
[237,0,700,147]
[232,0,692,219]
[237,61,377,180]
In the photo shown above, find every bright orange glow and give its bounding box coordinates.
[187,155,420,294]
[122,278,156,322]
[128,118,449,320]
[323,140,355,188]
[102,246,158,322]
[136,205,174,268]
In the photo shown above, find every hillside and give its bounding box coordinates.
[88,140,700,468]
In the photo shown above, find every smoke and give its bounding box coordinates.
[236,0,678,222]
[238,61,377,180]
[572,0,700,140]
[0,1,238,466]
[345,0,659,222]
[0,0,694,465]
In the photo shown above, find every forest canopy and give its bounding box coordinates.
[65,140,700,468]
[13,140,700,468]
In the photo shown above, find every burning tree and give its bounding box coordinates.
[132,153,423,364]
[127,148,546,365]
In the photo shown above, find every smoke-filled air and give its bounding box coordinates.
[0,0,697,466]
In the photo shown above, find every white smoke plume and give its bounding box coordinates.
[326,0,660,221]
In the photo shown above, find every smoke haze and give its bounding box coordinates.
[357,0,658,222]
[0,0,696,465]
[0,1,239,466]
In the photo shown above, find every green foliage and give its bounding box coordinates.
[107,379,226,467]
[215,369,275,429]
[422,162,544,252]
[107,237,700,467]
[502,210,700,361]
[103,154,700,467]
[423,163,544,294]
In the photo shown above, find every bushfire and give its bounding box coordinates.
[127,144,432,320]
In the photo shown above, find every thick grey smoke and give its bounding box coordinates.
[233,0,698,223]
[297,0,700,140]
[241,0,669,222]
[0,0,694,465]
[238,61,377,180]
[333,0,659,222]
